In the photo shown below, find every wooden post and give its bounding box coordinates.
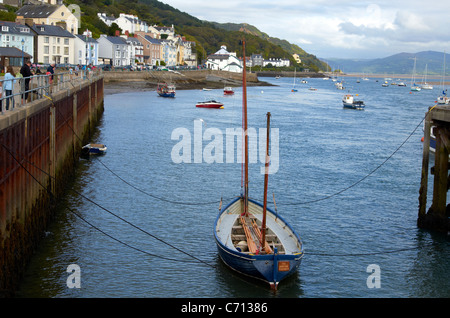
[49,104,56,195]
[431,126,449,218]
[418,110,431,217]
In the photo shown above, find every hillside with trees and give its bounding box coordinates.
[61,0,325,71]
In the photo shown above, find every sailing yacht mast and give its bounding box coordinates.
[261,112,271,252]
[242,39,249,216]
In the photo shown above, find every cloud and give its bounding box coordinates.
[159,0,450,58]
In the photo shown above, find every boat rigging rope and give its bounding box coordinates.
[276,105,436,206]
[45,94,230,206]
[1,143,217,268]
[1,142,446,261]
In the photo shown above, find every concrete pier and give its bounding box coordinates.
[0,74,104,296]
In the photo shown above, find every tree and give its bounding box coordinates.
[108,23,122,36]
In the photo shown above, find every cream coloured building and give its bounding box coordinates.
[16,4,79,35]
[30,24,75,64]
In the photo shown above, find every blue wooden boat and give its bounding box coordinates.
[214,40,303,290]
[214,197,303,290]
[157,83,176,98]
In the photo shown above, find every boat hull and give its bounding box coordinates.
[158,92,175,98]
[196,102,224,108]
[214,197,303,289]
[343,102,365,110]
[81,144,107,156]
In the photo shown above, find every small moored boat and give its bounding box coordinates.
[157,83,176,97]
[81,143,107,156]
[342,94,365,110]
[196,100,224,108]
[224,87,234,95]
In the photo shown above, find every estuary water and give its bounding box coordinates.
[17,76,450,298]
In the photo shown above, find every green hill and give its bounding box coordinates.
[210,22,327,72]
[64,0,325,71]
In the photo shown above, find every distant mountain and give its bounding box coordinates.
[210,22,328,72]
[323,51,450,75]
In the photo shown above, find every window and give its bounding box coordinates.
[2,26,8,32]
[44,37,49,43]
[44,46,49,54]
[44,56,49,63]
[64,38,69,45]
[64,47,69,55]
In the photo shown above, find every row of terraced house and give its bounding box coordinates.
[0,0,197,70]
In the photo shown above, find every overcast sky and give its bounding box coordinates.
[160,0,450,60]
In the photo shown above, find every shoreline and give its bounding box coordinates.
[104,78,275,95]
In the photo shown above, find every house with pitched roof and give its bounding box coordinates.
[97,35,129,67]
[0,21,34,63]
[74,32,99,65]
[206,45,242,73]
[181,39,196,67]
[30,23,75,64]
[122,36,143,65]
[136,34,162,66]
[0,47,32,71]
[16,3,79,35]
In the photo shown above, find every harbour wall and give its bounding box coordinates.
[0,76,104,296]
[103,69,259,87]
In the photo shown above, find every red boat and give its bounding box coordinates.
[224,86,234,95]
[196,100,224,108]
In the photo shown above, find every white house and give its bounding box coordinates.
[182,39,196,67]
[75,32,99,66]
[122,36,143,65]
[97,13,115,27]
[263,58,290,68]
[206,45,242,73]
[98,13,148,34]
[30,23,76,64]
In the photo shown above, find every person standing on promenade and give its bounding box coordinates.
[4,66,16,111]
[20,60,33,104]
[46,63,55,92]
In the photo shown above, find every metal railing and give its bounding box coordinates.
[0,69,102,115]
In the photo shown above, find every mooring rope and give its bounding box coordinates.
[1,143,217,268]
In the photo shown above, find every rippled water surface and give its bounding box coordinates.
[18,76,450,298]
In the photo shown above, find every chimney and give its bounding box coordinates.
[115,30,120,36]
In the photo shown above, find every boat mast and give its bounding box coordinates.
[242,39,249,216]
[261,112,271,252]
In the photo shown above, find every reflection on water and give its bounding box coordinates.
[17,77,450,298]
